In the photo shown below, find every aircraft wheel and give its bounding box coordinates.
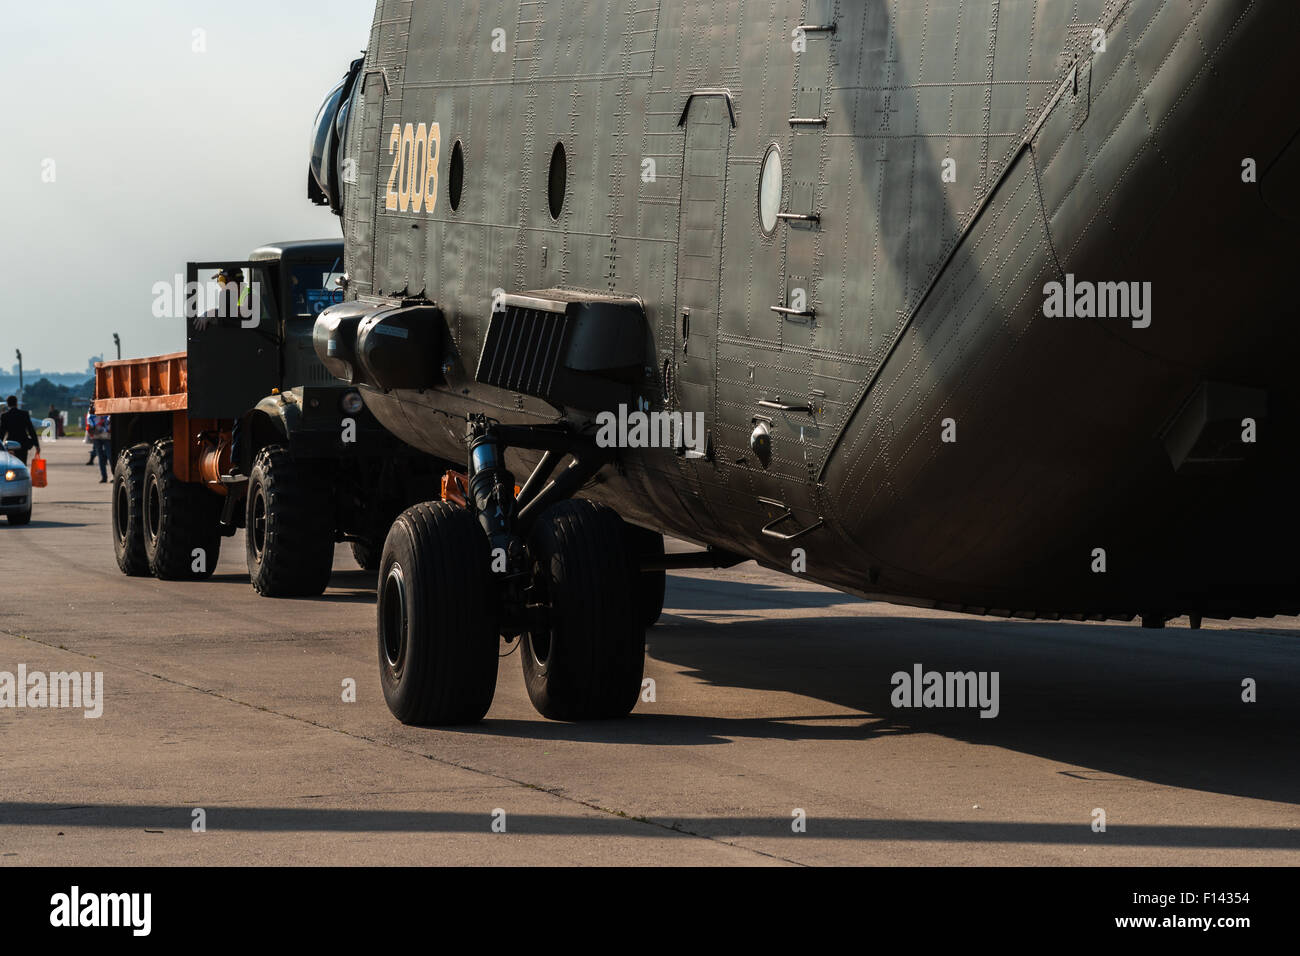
[522,500,644,721]
[112,444,151,575]
[143,439,222,580]
[246,445,334,596]
[627,524,666,628]
[377,502,498,725]
[351,539,381,571]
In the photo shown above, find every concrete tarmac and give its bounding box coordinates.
[1,440,1297,865]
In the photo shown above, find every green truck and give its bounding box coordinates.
[95,240,439,595]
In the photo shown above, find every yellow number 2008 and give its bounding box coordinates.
[385,121,441,214]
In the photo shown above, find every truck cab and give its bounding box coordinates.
[185,239,347,430]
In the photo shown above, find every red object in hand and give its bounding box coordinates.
[31,456,48,488]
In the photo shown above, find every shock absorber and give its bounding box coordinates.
[467,416,531,638]
[467,418,517,554]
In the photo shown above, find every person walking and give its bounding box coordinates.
[87,413,112,483]
[0,396,41,466]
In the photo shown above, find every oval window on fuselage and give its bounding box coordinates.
[758,144,782,235]
[449,140,464,211]
[548,141,567,220]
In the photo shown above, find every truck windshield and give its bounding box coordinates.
[287,261,346,318]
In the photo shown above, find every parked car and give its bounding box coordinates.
[1,441,33,525]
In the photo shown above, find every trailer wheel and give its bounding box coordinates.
[112,443,151,576]
[245,445,335,597]
[143,439,222,580]
[378,501,498,725]
[351,539,381,571]
[522,500,644,721]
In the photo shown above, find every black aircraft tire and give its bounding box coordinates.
[245,445,335,597]
[112,443,152,576]
[627,524,666,628]
[143,439,222,581]
[351,539,381,571]
[522,500,645,721]
[377,502,498,725]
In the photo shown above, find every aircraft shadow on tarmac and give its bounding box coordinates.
[0,521,89,530]
[0,803,1295,848]
[319,569,381,601]
[206,569,379,601]
[663,574,852,613]
[469,576,1300,808]
[189,564,1296,809]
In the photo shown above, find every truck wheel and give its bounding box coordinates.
[143,439,222,580]
[112,443,151,576]
[378,501,498,725]
[351,539,381,571]
[627,524,666,628]
[246,445,335,597]
[522,500,644,721]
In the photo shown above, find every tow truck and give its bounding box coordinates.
[95,240,439,595]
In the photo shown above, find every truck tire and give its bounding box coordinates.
[351,539,381,571]
[112,443,151,576]
[245,445,335,597]
[522,500,644,721]
[143,439,222,580]
[378,501,498,725]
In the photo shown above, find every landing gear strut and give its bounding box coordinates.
[377,416,646,725]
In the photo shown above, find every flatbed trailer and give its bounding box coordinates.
[96,352,223,489]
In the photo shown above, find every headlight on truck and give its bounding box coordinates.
[340,390,364,415]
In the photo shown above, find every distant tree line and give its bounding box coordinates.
[17,377,96,412]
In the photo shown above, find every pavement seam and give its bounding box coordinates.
[1,628,803,866]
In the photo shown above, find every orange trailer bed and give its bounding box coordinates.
[93,352,228,485]
[93,352,188,414]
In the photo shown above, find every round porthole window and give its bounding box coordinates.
[448,140,464,211]
[758,144,783,235]
[547,141,567,220]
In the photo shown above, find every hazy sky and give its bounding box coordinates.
[0,0,377,373]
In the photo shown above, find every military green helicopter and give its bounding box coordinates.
[306,0,1300,724]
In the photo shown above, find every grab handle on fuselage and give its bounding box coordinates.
[758,497,825,542]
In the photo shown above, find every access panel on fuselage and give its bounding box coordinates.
[673,94,732,459]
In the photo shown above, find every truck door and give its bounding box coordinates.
[185,259,281,418]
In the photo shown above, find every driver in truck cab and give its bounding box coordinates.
[193,268,252,331]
